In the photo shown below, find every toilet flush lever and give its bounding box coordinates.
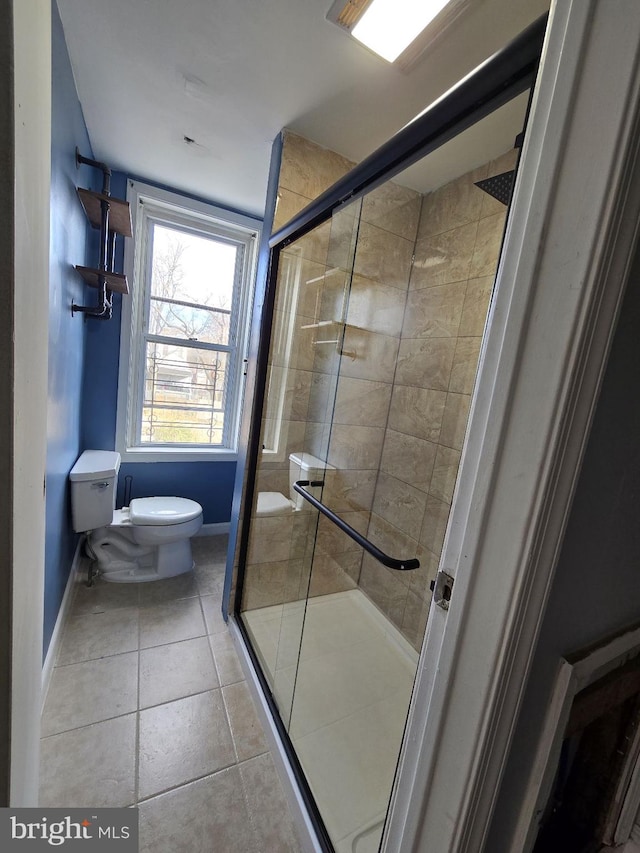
[92,481,110,489]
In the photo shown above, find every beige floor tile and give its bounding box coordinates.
[42,651,138,736]
[139,637,218,709]
[209,631,245,687]
[138,570,199,606]
[223,681,268,763]
[194,563,225,596]
[71,574,140,616]
[138,690,235,799]
[57,608,140,665]
[39,714,137,808]
[192,534,228,567]
[239,752,302,853]
[139,596,205,649]
[41,531,302,850]
[138,767,259,853]
[200,594,228,635]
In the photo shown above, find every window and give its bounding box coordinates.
[116,182,260,460]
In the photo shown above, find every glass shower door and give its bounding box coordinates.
[241,200,363,730]
[284,178,425,853]
[239,86,531,852]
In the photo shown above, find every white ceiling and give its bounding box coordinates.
[56,0,549,218]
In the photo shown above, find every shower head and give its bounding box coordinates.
[474,170,515,206]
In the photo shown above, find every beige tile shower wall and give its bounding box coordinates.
[360,148,517,650]
[259,132,354,495]
[314,182,422,597]
[243,133,356,610]
[247,131,424,607]
[273,132,354,231]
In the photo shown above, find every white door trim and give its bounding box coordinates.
[10,0,50,805]
[384,1,640,851]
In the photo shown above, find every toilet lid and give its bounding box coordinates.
[129,496,202,526]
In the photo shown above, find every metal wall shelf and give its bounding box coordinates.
[77,188,132,237]
[75,266,129,295]
[72,149,131,318]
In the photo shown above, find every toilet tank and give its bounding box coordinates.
[289,452,335,510]
[69,450,121,532]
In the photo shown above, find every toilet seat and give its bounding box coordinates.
[129,496,202,526]
[256,492,294,516]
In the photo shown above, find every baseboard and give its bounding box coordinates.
[41,538,84,711]
[195,522,230,536]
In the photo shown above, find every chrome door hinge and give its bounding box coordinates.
[431,570,454,611]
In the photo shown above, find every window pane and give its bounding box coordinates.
[149,223,238,345]
[149,298,231,346]
[141,341,228,445]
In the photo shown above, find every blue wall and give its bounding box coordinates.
[47,3,262,658]
[45,0,96,656]
[116,461,237,521]
[79,170,126,453]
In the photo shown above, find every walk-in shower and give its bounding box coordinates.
[230,17,546,853]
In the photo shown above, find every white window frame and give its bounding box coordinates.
[116,181,260,462]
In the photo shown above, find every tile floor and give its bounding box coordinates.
[39,535,301,853]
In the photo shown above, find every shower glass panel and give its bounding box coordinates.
[242,201,362,728]
[240,88,531,851]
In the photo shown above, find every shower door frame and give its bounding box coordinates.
[384,1,640,850]
[230,13,547,852]
[229,2,640,850]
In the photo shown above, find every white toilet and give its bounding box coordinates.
[256,452,334,516]
[69,449,203,583]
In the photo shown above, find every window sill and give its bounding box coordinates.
[116,446,239,463]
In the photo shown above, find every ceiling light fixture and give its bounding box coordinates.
[327,0,472,72]
[351,0,450,62]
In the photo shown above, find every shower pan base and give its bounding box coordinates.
[243,589,418,852]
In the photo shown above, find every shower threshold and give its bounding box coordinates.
[243,589,418,852]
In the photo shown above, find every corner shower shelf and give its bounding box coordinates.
[76,188,132,237]
[300,320,342,330]
[75,266,129,295]
[304,267,342,286]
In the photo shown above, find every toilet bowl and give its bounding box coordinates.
[255,452,334,517]
[70,450,203,583]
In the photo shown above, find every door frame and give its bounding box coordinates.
[384,1,640,850]
[2,0,50,806]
